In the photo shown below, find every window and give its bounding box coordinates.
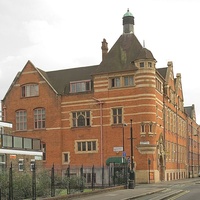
[16,110,27,131]
[14,137,23,149]
[24,138,32,149]
[42,143,46,160]
[112,108,122,124]
[141,124,145,132]
[70,80,91,93]
[72,111,90,127]
[18,159,24,171]
[34,108,45,129]
[124,76,134,86]
[30,159,35,171]
[156,79,162,93]
[111,77,120,88]
[84,173,96,184]
[140,62,144,68]
[21,84,39,97]
[148,62,152,68]
[62,152,70,164]
[76,140,97,153]
[149,123,153,133]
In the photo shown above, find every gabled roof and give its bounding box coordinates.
[43,65,98,95]
[157,67,168,80]
[185,104,196,120]
[95,33,144,74]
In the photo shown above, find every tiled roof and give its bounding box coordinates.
[95,33,143,74]
[36,33,156,95]
[184,106,193,118]
[135,47,156,61]
[38,65,98,95]
[157,67,167,79]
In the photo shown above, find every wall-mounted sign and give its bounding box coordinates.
[113,147,123,152]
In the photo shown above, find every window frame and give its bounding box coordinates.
[140,62,145,68]
[42,143,46,161]
[21,84,39,97]
[75,140,98,153]
[112,108,122,125]
[111,77,121,88]
[70,80,91,93]
[34,108,46,129]
[72,111,90,127]
[123,75,134,86]
[62,152,70,164]
[16,110,27,131]
[18,159,24,172]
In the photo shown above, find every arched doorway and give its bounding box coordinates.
[159,155,165,181]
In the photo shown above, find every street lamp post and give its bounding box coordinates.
[122,123,127,152]
[129,119,135,189]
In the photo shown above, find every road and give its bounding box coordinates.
[73,178,200,200]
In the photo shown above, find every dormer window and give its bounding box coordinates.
[70,80,91,93]
[111,77,120,88]
[21,84,39,97]
[140,62,144,68]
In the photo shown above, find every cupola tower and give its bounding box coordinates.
[123,9,134,34]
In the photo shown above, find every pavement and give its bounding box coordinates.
[57,184,165,199]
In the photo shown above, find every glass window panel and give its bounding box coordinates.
[92,141,96,151]
[82,142,86,151]
[14,137,22,148]
[24,138,32,149]
[33,139,41,150]
[118,108,122,114]
[140,62,144,67]
[118,116,122,123]
[124,77,129,86]
[88,142,91,151]
[78,142,81,151]
[78,115,85,127]
[116,77,120,87]
[2,135,12,147]
[64,153,68,162]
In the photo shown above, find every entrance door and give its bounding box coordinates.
[159,155,165,181]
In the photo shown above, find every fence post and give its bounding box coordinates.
[80,165,84,192]
[32,162,36,200]
[8,162,13,200]
[91,165,95,190]
[66,165,70,194]
[124,163,128,189]
[102,165,104,188]
[51,164,55,197]
[108,164,111,187]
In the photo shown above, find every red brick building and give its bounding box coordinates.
[1,9,200,183]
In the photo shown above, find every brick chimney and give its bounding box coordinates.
[101,38,108,61]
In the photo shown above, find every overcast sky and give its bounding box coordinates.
[1,0,200,122]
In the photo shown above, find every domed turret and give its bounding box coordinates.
[123,9,134,34]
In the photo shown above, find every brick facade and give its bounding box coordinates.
[1,10,200,183]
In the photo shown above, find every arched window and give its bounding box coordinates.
[72,111,90,127]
